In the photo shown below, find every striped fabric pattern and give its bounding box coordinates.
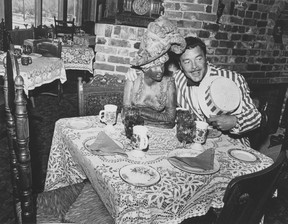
[173,64,261,147]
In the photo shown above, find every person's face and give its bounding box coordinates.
[144,64,165,81]
[179,46,208,83]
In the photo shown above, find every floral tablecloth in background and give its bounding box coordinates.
[61,44,94,74]
[44,116,273,224]
[23,39,95,74]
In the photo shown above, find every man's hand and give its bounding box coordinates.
[125,68,138,81]
[207,115,237,131]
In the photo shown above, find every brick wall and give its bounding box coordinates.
[94,0,288,84]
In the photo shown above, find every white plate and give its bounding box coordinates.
[228,148,258,162]
[119,164,161,187]
[168,148,220,175]
[67,120,92,130]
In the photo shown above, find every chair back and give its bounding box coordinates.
[78,75,125,116]
[35,40,62,58]
[216,140,287,224]
[32,25,52,39]
[54,17,75,41]
[4,50,35,223]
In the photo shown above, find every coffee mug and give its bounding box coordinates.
[132,125,149,151]
[14,45,22,58]
[194,121,209,144]
[21,56,32,66]
[22,44,32,55]
[99,104,118,126]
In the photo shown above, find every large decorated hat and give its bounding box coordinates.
[131,16,186,67]
[197,76,242,118]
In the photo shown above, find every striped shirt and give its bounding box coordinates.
[173,64,261,147]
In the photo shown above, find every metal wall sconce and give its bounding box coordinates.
[216,0,225,24]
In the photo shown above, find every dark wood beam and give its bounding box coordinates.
[4,0,12,30]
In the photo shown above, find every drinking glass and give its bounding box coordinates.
[176,108,196,147]
[123,108,144,139]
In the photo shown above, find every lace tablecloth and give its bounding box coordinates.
[61,44,94,74]
[44,116,273,224]
[0,54,66,95]
[23,39,95,74]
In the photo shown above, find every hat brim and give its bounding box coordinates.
[197,76,242,118]
[131,45,170,67]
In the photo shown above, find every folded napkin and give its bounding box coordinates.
[87,131,127,157]
[169,148,215,170]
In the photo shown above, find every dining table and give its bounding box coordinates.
[61,44,95,74]
[44,115,274,224]
[23,38,95,74]
[0,52,66,95]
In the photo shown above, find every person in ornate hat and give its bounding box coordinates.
[122,16,186,128]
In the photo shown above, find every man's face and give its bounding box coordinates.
[179,46,208,83]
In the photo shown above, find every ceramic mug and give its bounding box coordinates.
[14,45,22,58]
[22,44,32,55]
[21,56,32,66]
[132,125,149,151]
[99,104,118,126]
[194,121,209,144]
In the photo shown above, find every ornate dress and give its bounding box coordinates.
[123,72,177,128]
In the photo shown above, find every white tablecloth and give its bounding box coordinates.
[0,53,66,95]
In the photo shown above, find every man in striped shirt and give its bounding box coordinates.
[173,36,261,147]
[126,36,261,147]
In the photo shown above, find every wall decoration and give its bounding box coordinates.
[116,0,164,27]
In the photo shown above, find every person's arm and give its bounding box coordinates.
[230,73,261,134]
[139,77,177,128]
[125,67,138,81]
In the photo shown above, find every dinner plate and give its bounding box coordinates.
[67,119,92,130]
[119,164,161,187]
[167,148,220,175]
[207,128,222,139]
[228,148,259,162]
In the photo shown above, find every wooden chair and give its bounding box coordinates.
[29,41,63,107]
[215,135,287,224]
[54,17,76,41]
[32,25,52,39]
[4,50,114,223]
[78,74,125,116]
[34,40,62,58]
